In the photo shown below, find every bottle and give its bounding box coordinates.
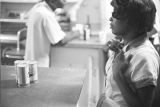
[83,15,91,40]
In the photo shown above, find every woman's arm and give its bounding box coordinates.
[114,72,143,107]
[136,85,155,107]
[114,71,155,107]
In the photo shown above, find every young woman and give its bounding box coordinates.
[97,0,160,107]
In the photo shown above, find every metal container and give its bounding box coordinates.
[16,63,30,87]
[14,60,27,70]
[28,60,38,83]
[83,25,91,41]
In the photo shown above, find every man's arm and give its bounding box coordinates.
[58,31,80,45]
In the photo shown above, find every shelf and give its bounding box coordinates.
[0,18,27,23]
[0,0,40,3]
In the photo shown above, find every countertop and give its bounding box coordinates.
[0,66,86,107]
[53,36,106,49]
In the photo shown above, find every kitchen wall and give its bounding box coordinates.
[65,0,115,41]
[64,0,101,32]
[100,0,116,41]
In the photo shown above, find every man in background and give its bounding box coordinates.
[25,0,80,67]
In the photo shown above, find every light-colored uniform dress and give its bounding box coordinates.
[25,1,65,67]
[104,35,160,107]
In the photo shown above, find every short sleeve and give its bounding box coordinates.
[130,52,159,89]
[43,15,65,44]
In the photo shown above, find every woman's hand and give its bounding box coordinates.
[106,40,124,53]
[101,97,120,107]
[96,93,120,107]
[112,51,132,79]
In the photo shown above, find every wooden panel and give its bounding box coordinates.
[50,46,107,95]
[51,47,100,69]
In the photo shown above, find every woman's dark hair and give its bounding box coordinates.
[111,0,156,34]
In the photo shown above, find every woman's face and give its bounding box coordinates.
[110,16,129,37]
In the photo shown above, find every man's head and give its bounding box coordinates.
[45,0,65,11]
[110,0,156,35]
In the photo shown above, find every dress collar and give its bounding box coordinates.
[123,34,148,52]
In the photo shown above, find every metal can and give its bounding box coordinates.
[14,60,26,72]
[16,63,30,87]
[15,60,27,84]
[28,60,38,83]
